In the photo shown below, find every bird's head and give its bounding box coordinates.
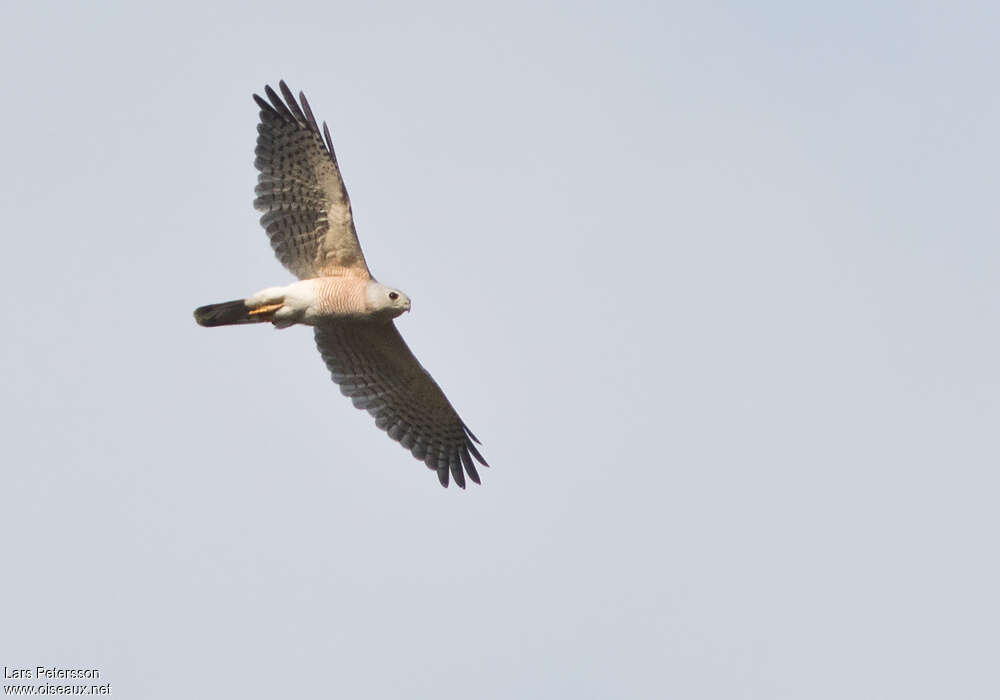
[367,282,411,318]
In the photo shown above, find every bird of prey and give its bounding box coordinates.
[194,81,488,488]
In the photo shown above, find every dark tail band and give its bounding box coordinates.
[194,299,257,327]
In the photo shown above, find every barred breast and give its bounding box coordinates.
[313,276,371,317]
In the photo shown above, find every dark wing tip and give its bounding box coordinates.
[322,122,335,155]
[461,449,481,485]
[467,440,489,468]
[252,93,276,116]
[450,456,466,489]
[256,82,336,164]
[462,421,482,445]
[299,91,318,126]
[278,81,307,123]
[263,84,296,121]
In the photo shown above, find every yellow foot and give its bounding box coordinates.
[248,303,283,318]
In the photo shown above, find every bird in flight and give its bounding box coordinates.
[194,81,488,488]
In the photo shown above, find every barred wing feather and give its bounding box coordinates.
[253,81,371,280]
[314,323,488,488]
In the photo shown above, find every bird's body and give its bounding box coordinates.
[194,81,487,488]
[194,278,408,327]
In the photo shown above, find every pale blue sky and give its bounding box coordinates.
[2,1,998,698]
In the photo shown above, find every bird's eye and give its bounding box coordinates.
[389,292,399,300]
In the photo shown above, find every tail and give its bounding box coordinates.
[194,299,268,327]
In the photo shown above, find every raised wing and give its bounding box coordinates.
[314,323,488,488]
[253,81,371,280]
